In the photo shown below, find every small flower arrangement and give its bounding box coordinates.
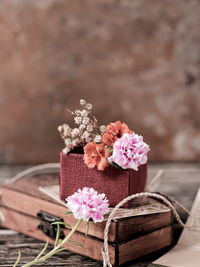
[58,99,150,171]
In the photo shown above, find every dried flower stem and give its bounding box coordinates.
[90,113,101,135]
[66,108,74,115]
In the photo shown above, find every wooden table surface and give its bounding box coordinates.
[0,163,200,267]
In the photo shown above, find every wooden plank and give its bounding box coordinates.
[0,232,102,266]
[119,226,171,265]
[0,176,171,243]
[118,212,171,242]
[0,177,118,242]
[0,206,172,266]
[0,206,116,264]
[0,187,171,243]
[0,164,199,266]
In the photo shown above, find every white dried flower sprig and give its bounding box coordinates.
[58,99,106,154]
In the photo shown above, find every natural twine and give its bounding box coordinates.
[8,163,60,184]
[101,192,192,267]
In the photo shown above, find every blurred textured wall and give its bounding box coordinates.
[0,0,200,164]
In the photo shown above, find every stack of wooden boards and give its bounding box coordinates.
[0,174,173,266]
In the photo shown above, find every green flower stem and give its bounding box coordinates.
[21,219,83,267]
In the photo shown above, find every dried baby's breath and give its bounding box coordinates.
[86,103,92,110]
[82,117,90,125]
[100,125,106,134]
[72,138,80,146]
[74,109,81,115]
[79,124,86,130]
[58,99,105,154]
[65,138,72,146]
[80,99,86,106]
[74,116,82,124]
[81,110,88,117]
[63,147,70,154]
[57,125,62,132]
[94,135,102,143]
[87,125,94,132]
[71,128,80,138]
[83,130,90,139]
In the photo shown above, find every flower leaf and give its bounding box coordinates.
[57,248,68,253]
[68,240,85,249]
[54,224,60,247]
[35,240,48,260]
[64,211,72,215]
[13,250,21,267]
[85,221,89,236]
[49,247,68,257]
[51,221,72,228]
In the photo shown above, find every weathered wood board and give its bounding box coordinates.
[0,206,172,265]
[1,163,199,266]
[0,174,173,265]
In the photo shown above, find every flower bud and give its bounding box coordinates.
[65,138,72,146]
[80,99,86,105]
[74,109,81,115]
[81,109,88,117]
[79,124,86,130]
[71,128,80,138]
[57,125,62,132]
[86,103,92,110]
[87,125,93,132]
[63,147,70,154]
[83,131,90,139]
[63,126,72,136]
[82,117,90,125]
[100,125,106,133]
[94,135,102,143]
[72,138,80,146]
[74,116,82,125]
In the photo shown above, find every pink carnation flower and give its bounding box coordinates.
[108,133,150,171]
[66,187,109,223]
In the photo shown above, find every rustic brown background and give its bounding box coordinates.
[0,0,199,164]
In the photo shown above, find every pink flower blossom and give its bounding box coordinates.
[66,187,109,223]
[108,133,150,171]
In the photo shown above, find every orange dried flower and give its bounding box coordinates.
[83,142,110,171]
[102,121,132,147]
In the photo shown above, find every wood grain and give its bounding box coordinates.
[0,207,116,264]
[1,176,118,242]
[0,206,172,266]
[0,231,103,266]
[119,226,171,265]
[117,212,171,242]
[0,175,171,243]
[0,163,199,266]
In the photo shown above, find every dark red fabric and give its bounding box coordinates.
[60,152,147,207]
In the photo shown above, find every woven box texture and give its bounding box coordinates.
[60,152,147,207]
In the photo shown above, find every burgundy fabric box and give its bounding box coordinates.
[60,152,147,207]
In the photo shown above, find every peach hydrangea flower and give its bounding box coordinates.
[102,121,132,147]
[66,187,109,222]
[83,142,110,171]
